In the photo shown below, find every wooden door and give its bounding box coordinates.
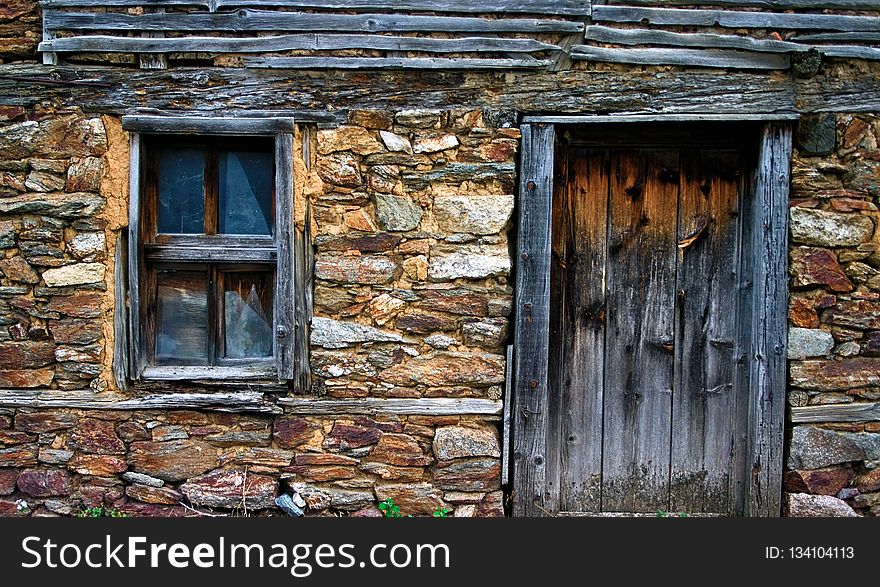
[548,126,754,515]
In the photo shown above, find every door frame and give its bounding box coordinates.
[510,116,794,517]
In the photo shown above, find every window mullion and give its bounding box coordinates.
[205,147,219,236]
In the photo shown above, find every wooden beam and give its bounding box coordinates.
[793,32,880,42]
[745,122,792,517]
[522,114,800,123]
[141,365,276,380]
[122,115,296,134]
[0,390,282,414]
[40,0,592,16]
[512,123,555,517]
[570,46,791,70]
[819,45,880,60]
[144,244,277,263]
[44,10,585,33]
[245,57,553,69]
[583,25,808,53]
[40,34,560,54]
[127,132,144,381]
[276,397,504,416]
[5,63,880,116]
[790,402,880,423]
[605,0,880,8]
[112,231,129,392]
[592,6,880,31]
[275,132,296,382]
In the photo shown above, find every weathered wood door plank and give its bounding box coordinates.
[549,145,608,513]
[602,149,679,513]
[670,149,742,514]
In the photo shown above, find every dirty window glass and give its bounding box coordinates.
[223,271,273,359]
[218,150,274,235]
[155,270,209,361]
[157,147,205,234]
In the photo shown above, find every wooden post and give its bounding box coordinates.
[512,123,555,517]
[745,122,792,517]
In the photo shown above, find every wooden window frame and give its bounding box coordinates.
[122,115,303,385]
[511,119,792,517]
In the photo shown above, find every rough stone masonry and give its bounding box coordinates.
[1,1,880,518]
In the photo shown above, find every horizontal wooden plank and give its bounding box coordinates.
[122,114,295,134]
[592,6,880,31]
[790,402,880,423]
[40,0,591,15]
[0,390,282,413]
[246,56,552,69]
[820,45,880,59]
[606,0,880,9]
[570,46,791,69]
[145,244,276,263]
[522,113,800,123]
[44,10,585,33]
[276,397,504,416]
[141,365,276,380]
[793,32,880,42]
[6,62,880,117]
[129,107,340,124]
[584,25,807,53]
[40,34,559,54]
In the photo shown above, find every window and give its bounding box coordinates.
[123,116,306,384]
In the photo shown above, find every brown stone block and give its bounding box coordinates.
[0,368,53,388]
[432,458,500,492]
[286,465,356,482]
[375,483,445,516]
[854,468,880,493]
[50,319,103,344]
[0,468,18,495]
[790,247,853,293]
[125,484,183,506]
[46,294,104,318]
[790,358,880,391]
[128,440,218,482]
[0,341,55,369]
[380,351,505,387]
[16,469,70,497]
[273,416,321,449]
[68,419,125,455]
[325,422,382,450]
[0,444,38,467]
[784,465,852,496]
[68,454,127,477]
[14,411,77,433]
[368,433,432,467]
[180,468,278,510]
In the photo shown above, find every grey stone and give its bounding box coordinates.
[837,487,860,500]
[374,194,423,232]
[25,171,65,193]
[37,448,73,464]
[433,195,514,235]
[413,134,459,154]
[288,482,373,511]
[433,426,501,460]
[788,328,834,359]
[29,159,68,173]
[836,341,861,357]
[841,432,880,461]
[796,114,836,156]
[0,192,104,219]
[785,492,859,517]
[787,426,866,470]
[122,471,165,488]
[461,318,508,348]
[395,109,441,128]
[310,316,413,349]
[790,208,874,247]
[66,157,103,192]
[68,232,105,261]
[429,244,511,280]
[180,469,278,510]
[0,221,14,249]
[41,263,106,287]
[379,130,413,154]
[425,334,458,349]
[275,493,304,517]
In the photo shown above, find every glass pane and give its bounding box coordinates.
[157,147,205,234]
[224,271,273,359]
[155,270,208,361]
[218,150,274,235]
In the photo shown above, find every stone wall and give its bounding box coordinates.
[785,114,880,517]
[0,105,511,517]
